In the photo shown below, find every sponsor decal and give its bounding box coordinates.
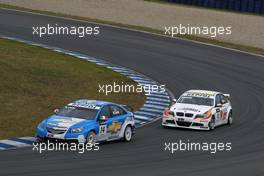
[180,108,199,112]
[186,92,214,98]
[68,102,101,110]
[221,111,227,120]
[52,118,73,123]
[108,122,122,134]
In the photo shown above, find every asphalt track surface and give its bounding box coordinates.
[1,9,264,176]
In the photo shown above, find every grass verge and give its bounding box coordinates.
[0,38,145,139]
[0,3,263,56]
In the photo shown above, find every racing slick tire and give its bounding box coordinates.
[162,125,169,129]
[36,137,45,143]
[209,116,216,130]
[123,125,132,142]
[86,131,96,144]
[227,111,233,125]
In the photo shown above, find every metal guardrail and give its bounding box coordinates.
[167,0,264,14]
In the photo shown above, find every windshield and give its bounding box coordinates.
[56,106,98,120]
[177,96,214,106]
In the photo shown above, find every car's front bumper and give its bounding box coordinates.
[162,116,210,130]
[36,126,86,143]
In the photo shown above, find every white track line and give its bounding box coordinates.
[135,111,160,117]
[134,115,151,121]
[147,94,170,99]
[0,140,31,147]
[145,101,170,106]
[143,104,166,109]
[19,137,36,141]
[140,108,163,113]
[146,97,170,102]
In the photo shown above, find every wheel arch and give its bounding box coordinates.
[85,129,97,139]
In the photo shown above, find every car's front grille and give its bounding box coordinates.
[47,127,66,134]
[176,112,194,118]
[176,112,184,116]
[166,120,176,124]
[176,121,192,127]
[43,137,78,143]
[185,113,194,118]
[192,123,203,127]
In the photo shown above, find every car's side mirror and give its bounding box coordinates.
[99,115,108,123]
[54,109,59,114]
[215,103,222,107]
[220,99,226,104]
[172,99,177,104]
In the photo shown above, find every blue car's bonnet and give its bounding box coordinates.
[46,115,93,129]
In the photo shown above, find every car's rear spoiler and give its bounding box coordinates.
[121,105,134,112]
[224,94,230,99]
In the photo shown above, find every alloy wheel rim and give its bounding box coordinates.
[88,133,95,143]
[125,127,132,141]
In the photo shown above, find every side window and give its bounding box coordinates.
[110,105,126,117]
[215,95,221,106]
[99,106,111,118]
[219,94,227,104]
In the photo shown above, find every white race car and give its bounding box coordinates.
[162,90,233,130]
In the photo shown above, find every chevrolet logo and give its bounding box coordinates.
[108,122,121,134]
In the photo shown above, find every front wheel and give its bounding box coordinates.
[209,117,215,130]
[86,131,96,144]
[36,137,45,143]
[123,126,132,142]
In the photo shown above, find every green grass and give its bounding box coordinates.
[0,38,145,139]
[0,3,263,56]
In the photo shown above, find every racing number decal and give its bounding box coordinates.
[99,125,107,135]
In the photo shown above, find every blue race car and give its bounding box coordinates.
[36,100,135,143]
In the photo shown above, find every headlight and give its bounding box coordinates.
[195,110,212,119]
[195,114,207,118]
[163,108,175,118]
[71,127,83,133]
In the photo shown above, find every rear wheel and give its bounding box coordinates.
[227,111,233,125]
[123,126,132,142]
[209,117,215,130]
